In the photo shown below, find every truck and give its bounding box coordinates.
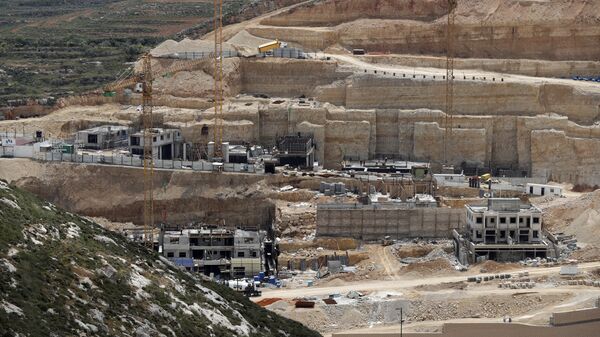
[258,40,282,54]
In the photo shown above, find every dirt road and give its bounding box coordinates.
[323,53,600,92]
[257,261,600,300]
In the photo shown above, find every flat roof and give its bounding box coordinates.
[131,128,179,136]
[80,125,129,134]
[433,173,464,177]
[467,204,542,213]
[526,183,562,188]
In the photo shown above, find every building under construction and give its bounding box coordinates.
[275,133,315,169]
[453,198,550,264]
[159,227,277,279]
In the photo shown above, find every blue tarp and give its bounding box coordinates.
[171,258,194,268]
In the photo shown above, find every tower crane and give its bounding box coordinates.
[444,0,458,165]
[103,55,209,247]
[101,0,227,246]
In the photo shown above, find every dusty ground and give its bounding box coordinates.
[256,261,600,335]
[3,1,600,336]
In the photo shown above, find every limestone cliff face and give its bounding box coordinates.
[255,0,600,61]
[261,0,447,27]
[531,130,600,187]
[361,55,600,78]
[240,58,350,97]
[317,75,600,125]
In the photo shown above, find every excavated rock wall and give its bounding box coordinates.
[361,55,600,78]
[318,75,600,125]
[225,100,600,185]
[240,58,350,97]
[261,0,447,27]
[531,130,600,187]
[337,20,600,61]
[259,0,600,61]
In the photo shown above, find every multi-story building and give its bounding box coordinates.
[160,227,266,279]
[454,198,549,264]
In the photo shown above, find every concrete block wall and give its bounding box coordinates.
[316,206,466,240]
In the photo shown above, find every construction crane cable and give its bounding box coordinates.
[444,0,457,165]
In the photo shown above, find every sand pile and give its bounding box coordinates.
[402,258,455,277]
[227,30,272,56]
[476,260,519,273]
[544,190,600,245]
[151,38,236,57]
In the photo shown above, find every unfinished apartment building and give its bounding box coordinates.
[276,134,315,168]
[160,227,265,278]
[454,198,549,264]
[75,125,129,149]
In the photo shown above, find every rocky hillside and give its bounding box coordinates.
[0,180,320,337]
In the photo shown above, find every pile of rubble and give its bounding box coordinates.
[275,202,316,238]
[400,247,466,271]
[409,293,567,322]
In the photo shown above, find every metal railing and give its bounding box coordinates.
[32,151,263,174]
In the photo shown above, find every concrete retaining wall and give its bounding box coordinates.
[316,204,465,240]
[552,307,600,326]
[333,321,600,337]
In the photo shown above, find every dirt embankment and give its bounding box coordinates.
[0,159,281,228]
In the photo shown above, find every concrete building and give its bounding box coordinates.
[276,134,315,169]
[231,229,264,278]
[434,173,466,186]
[75,125,129,149]
[526,183,563,197]
[160,227,266,278]
[454,198,549,264]
[129,128,183,160]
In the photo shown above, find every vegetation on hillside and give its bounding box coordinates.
[0,180,321,337]
[0,0,302,107]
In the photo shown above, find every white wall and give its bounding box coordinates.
[526,184,562,196]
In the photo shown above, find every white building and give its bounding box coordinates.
[433,173,466,186]
[456,198,549,263]
[525,183,563,197]
[466,198,543,245]
[75,125,129,149]
[129,128,183,160]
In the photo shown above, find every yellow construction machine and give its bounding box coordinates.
[258,40,281,54]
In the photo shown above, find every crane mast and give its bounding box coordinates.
[444,0,457,165]
[142,54,155,248]
[213,0,224,159]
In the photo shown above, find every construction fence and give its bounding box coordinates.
[31,151,262,174]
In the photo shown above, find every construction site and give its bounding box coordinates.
[2,0,600,336]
